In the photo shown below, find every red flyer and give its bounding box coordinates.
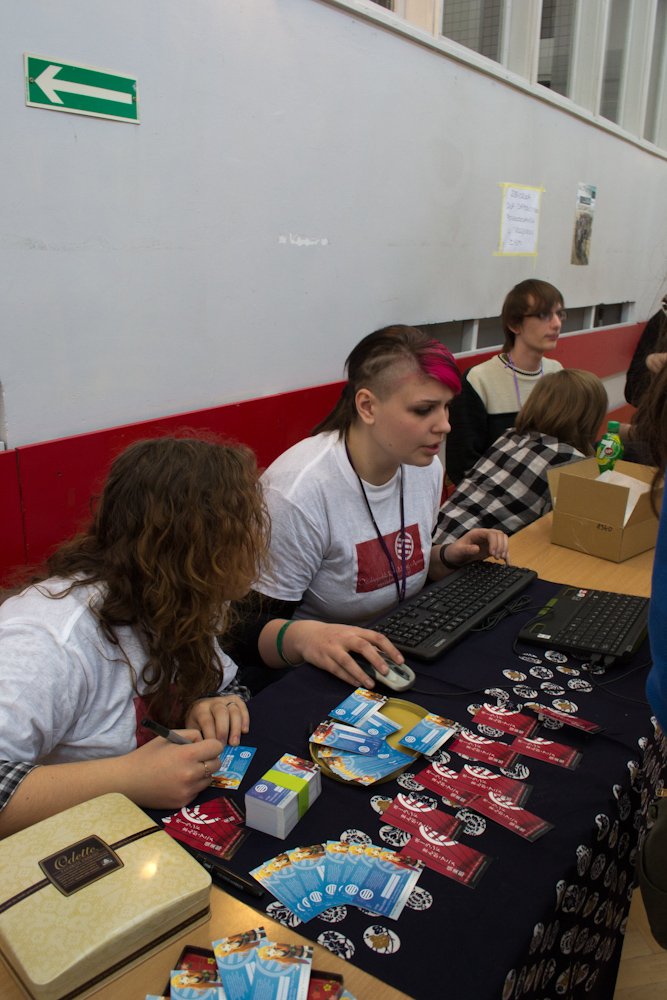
[415,763,477,805]
[511,735,582,770]
[473,704,539,737]
[449,731,518,768]
[450,762,532,806]
[382,793,462,840]
[471,793,553,841]
[400,831,491,888]
[163,796,247,859]
[527,703,603,734]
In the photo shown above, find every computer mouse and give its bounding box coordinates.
[351,652,416,692]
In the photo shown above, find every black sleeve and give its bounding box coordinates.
[625,313,662,406]
[445,375,491,485]
[223,590,300,695]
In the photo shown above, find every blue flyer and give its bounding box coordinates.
[309,720,383,755]
[398,714,458,756]
[211,745,257,789]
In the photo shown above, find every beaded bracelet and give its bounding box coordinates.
[438,544,459,570]
[276,620,300,666]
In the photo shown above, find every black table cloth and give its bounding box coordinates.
[167,578,663,1000]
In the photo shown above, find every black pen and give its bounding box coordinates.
[141,717,192,745]
[192,851,264,899]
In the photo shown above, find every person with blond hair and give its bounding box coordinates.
[0,435,269,836]
[435,369,608,543]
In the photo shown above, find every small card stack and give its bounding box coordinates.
[245,754,321,839]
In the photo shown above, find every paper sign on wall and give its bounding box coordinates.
[495,183,543,256]
[571,182,596,265]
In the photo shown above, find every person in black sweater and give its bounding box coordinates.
[625,295,667,407]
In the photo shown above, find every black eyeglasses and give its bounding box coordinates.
[524,309,567,322]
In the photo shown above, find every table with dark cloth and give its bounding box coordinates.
[170,578,663,1000]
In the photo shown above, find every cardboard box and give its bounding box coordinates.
[0,794,211,1000]
[547,458,662,562]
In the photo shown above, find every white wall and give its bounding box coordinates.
[2,0,667,447]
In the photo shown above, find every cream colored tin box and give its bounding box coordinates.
[0,794,211,999]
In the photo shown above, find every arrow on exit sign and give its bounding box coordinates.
[24,54,139,123]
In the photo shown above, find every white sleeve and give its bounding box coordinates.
[255,485,328,603]
[0,622,83,763]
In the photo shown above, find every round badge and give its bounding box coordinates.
[501,761,531,780]
[595,814,610,840]
[477,724,506,738]
[576,845,592,876]
[370,795,393,815]
[552,699,578,714]
[544,650,568,663]
[378,825,411,848]
[540,682,565,696]
[396,773,424,792]
[519,652,543,665]
[265,902,302,927]
[316,931,355,959]
[406,886,433,911]
[530,922,545,954]
[502,968,516,1000]
[317,905,348,923]
[363,925,401,954]
[339,828,372,845]
[513,685,538,699]
[568,678,592,692]
[456,808,486,836]
[557,665,580,675]
[484,687,511,703]
[503,669,527,681]
[530,666,554,679]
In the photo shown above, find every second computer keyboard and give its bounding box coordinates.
[375,561,537,662]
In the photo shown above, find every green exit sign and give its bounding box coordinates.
[24,54,139,123]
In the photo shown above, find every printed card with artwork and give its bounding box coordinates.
[398,714,458,755]
[212,927,267,1000]
[253,941,313,1000]
[309,721,383,756]
[328,688,388,727]
[211,745,257,789]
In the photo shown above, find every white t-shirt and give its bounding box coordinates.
[0,579,238,767]
[256,432,443,624]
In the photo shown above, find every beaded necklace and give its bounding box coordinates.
[503,353,544,408]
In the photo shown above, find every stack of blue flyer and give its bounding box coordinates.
[245,754,321,839]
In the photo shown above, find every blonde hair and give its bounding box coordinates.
[514,369,608,456]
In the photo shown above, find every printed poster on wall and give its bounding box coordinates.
[495,183,543,256]
[571,182,596,265]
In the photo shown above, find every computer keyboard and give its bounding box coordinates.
[517,585,649,666]
[375,562,537,662]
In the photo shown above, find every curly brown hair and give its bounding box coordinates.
[44,435,269,724]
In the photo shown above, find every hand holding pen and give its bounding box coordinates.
[136,719,223,805]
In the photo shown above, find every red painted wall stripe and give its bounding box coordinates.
[1,323,644,584]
